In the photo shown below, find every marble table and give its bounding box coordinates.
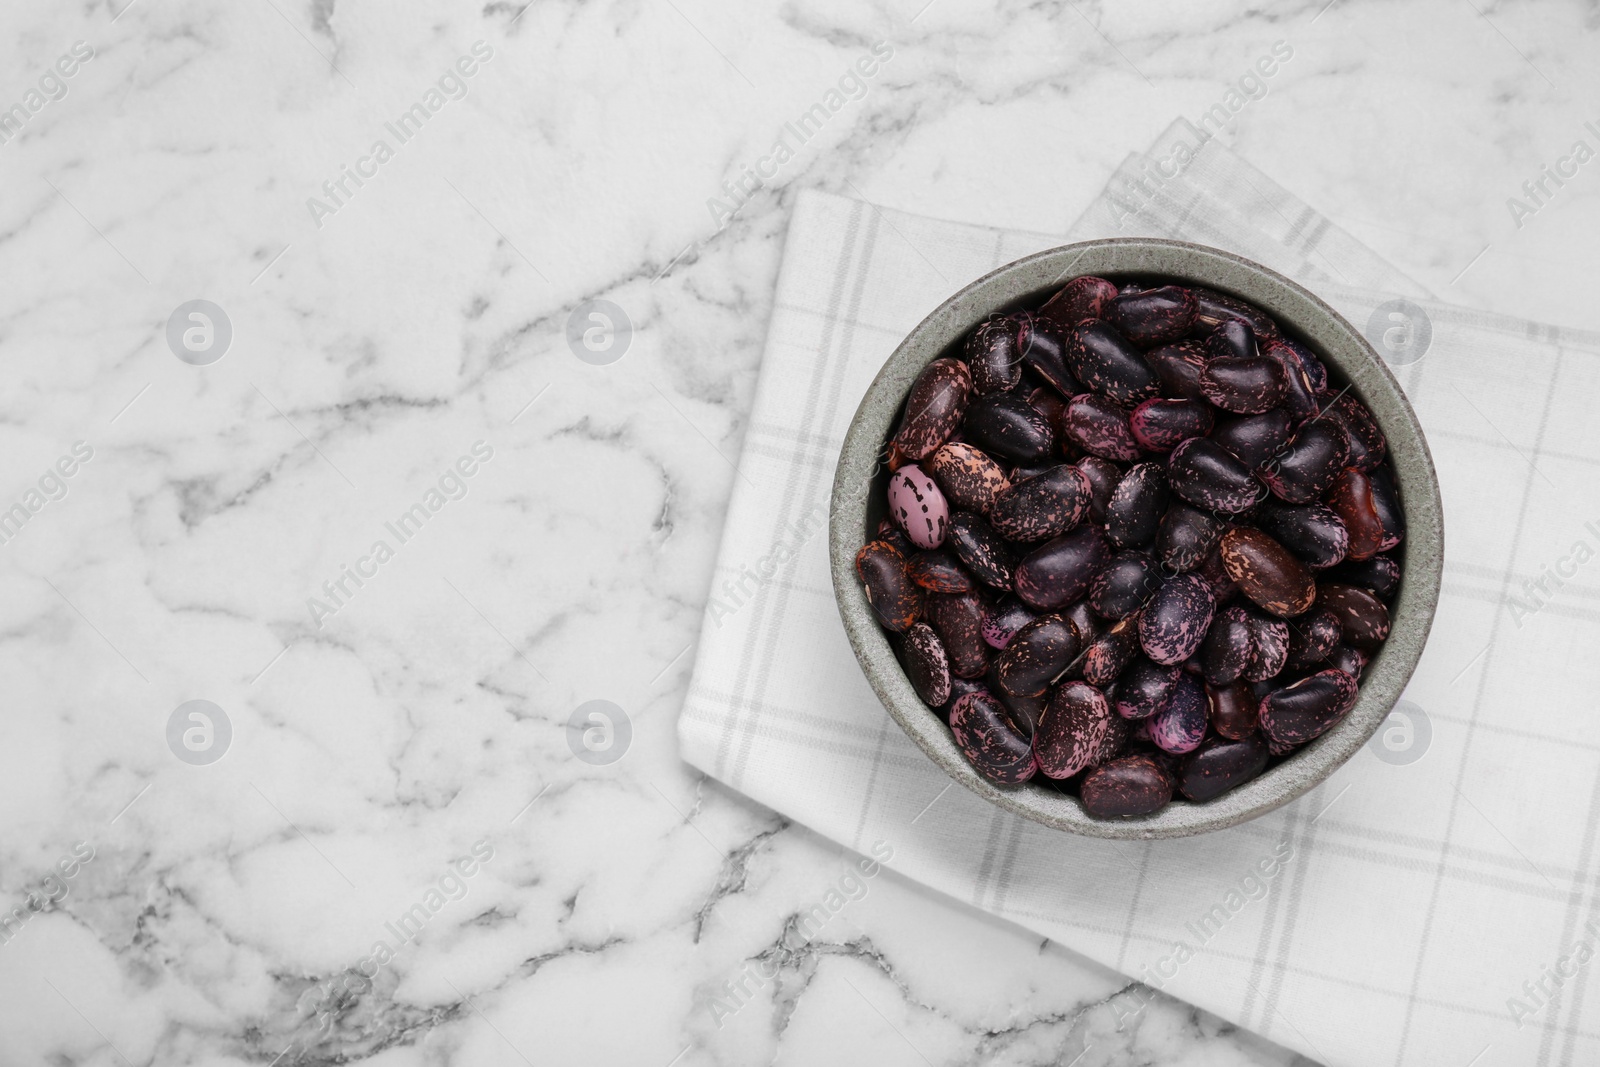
[0,0,1594,1063]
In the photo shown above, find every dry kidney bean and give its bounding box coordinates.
[856,540,921,632]
[860,275,1408,817]
[900,623,951,706]
[889,464,950,549]
[1034,681,1117,778]
[1157,502,1226,572]
[926,442,1011,515]
[1261,420,1350,504]
[966,318,1022,395]
[1139,573,1216,666]
[1316,582,1391,651]
[996,614,1081,697]
[1090,553,1160,620]
[1130,398,1214,452]
[1015,526,1111,610]
[1211,408,1292,468]
[980,596,1036,649]
[1106,285,1198,346]
[928,593,991,679]
[1115,656,1180,720]
[893,358,971,459]
[1251,499,1349,570]
[1179,733,1269,802]
[1220,527,1315,617]
[947,512,1017,590]
[1169,437,1263,514]
[948,691,1037,785]
[1259,669,1359,745]
[1040,275,1118,328]
[1067,322,1162,404]
[989,465,1091,542]
[1200,355,1288,414]
[1081,753,1174,818]
[1148,672,1208,754]
[1106,463,1169,548]
[1206,680,1260,740]
[964,393,1056,463]
[1061,394,1141,461]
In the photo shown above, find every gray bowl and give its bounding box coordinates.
[829,238,1443,839]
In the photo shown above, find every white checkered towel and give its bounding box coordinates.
[680,120,1600,1067]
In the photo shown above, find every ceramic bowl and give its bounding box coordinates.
[828,238,1443,839]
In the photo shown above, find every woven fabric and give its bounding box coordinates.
[680,121,1600,1067]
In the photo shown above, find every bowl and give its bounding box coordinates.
[828,238,1443,839]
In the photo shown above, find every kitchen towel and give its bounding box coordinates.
[679,119,1600,1067]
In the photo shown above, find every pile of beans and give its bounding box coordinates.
[855,277,1404,819]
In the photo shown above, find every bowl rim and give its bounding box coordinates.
[828,237,1444,840]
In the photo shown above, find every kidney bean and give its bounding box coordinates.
[856,540,922,633]
[1243,611,1290,682]
[1327,644,1369,678]
[926,442,1011,515]
[1034,681,1117,778]
[966,317,1022,395]
[1284,606,1342,672]
[1205,320,1258,362]
[907,550,974,593]
[1317,582,1391,651]
[1061,394,1141,462]
[948,691,1037,785]
[989,464,1091,542]
[947,512,1018,590]
[1077,456,1121,524]
[901,623,951,707]
[1064,599,1103,648]
[1028,387,1068,439]
[1273,337,1329,394]
[1089,553,1160,620]
[1148,672,1207,754]
[1201,604,1253,686]
[1262,339,1321,423]
[980,596,1036,650]
[1367,464,1406,551]
[1169,437,1263,514]
[1326,554,1400,600]
[1114,656,1180,719]
[1250,500,1349,570]
[996,614,1081,697]
[888,464,950,549]
[1066,321,1162,405]
[1106,462,1170,548]
[1261,420,1350,504]
[1144,340,1209,401]
[1207,680,1260,740]
[1325,467,1388,561]
[1158,502,1227,573]
[937,675,987,720]
[994,683,1047,737]
[1211,408,1292,469]
[928,593,992,679]
[1179,733,1270,802]
[963,393,1056,464]
[1198,542,1239,603]
[1016,313,1084,397]
[1083,614,1141,686]
[1323,393,1386,470]
[1080,753,1174,818]
[1219,527,1316,617]
[1258,669,1359,745]
[1200,355,1289,414]
[1130,398,1215,452]
[875,516,915,557]
[1139,573,1217,666]
[1040,275,1119,328]
[893,358,971,460]
[1266,733,1297,757]
[1106,285,1198,347]
[1193,287,1280,339]
[1015,526,1112,611]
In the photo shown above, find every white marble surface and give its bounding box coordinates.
[0,0,1595,1064]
